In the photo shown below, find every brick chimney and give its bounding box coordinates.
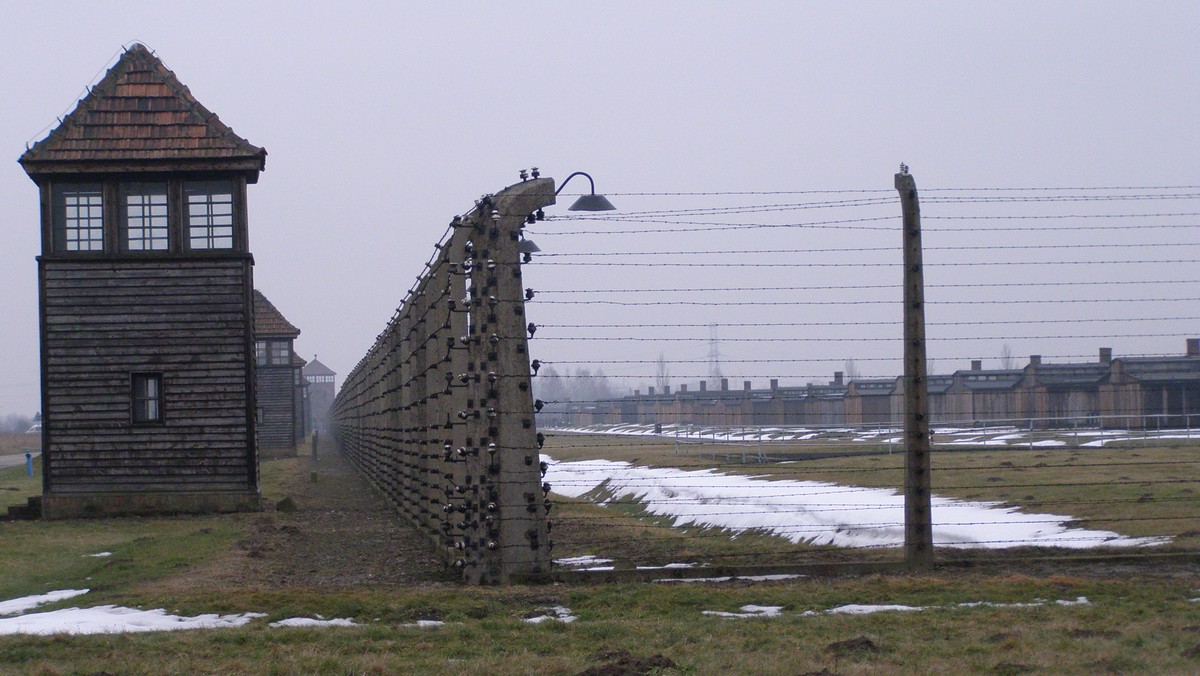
[1029,355,1042,366]
[770,379,779,390]
[1188,338,1200,357]
[971,360,982,371]
[743,381,752,391]
[833,371,844,385]
[1099,347,1112,364]
[664,385,671,395]
[680,384,688,393]
[648,386,656,396]
[699,381,707,392]
[721,378,729,391]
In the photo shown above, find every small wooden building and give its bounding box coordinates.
[19,44,266,518]
[253,290,304,455]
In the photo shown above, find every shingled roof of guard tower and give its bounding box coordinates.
[18,43,266,179]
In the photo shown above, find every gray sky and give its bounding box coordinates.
[3,1,1199,413]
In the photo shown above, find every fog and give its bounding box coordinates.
[2,2,1198,414]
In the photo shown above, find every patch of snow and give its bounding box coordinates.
[657,574,805,584]
[803,596,1090,617]
[636,562,696,570]
[0,589,90,617]
[815,603,925,615]
[524,606,577,624]
[269,617,356,628]
[542,457,1165,550]
[554,555,614,569]
[0,606,266,636]
[703,604,784,619]
[85,552,113,558]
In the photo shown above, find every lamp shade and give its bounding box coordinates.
[568,193,617,211]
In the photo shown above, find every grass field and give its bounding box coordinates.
[0,433,40,456]
[0,435,1198,673]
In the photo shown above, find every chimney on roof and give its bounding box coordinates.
[1188,338,1200,357]
[1099,347,1112,364]
[833,371,844,386]
[634,390,640,397]
[1029,355,1042,366]
[721,378,728,391]
[744,381,752,391]
[699,381,707,392]
[664,385,671,395]
[648,386,655,396]
[971,360,982,371]
[770,379,779,390]
[680,384,688,393]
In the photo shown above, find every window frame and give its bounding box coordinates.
[120,181,171,252]
[270,340,291,366]
[131,373,165,425]
[183,179,236,251]
[52,182,106,253]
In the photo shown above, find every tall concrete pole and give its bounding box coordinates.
[897,167,934,568]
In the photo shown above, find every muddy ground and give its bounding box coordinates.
[150,437,457,593]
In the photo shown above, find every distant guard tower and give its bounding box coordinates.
[19,44,266,518]
[302,357,337,432]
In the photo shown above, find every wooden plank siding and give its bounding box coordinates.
[256,365,297,451]
[40,257,257,495]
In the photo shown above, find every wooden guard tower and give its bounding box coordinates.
[19,44,266,518]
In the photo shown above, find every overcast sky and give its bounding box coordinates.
[2,2,1198,414]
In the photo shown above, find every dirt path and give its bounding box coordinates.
[149,436,457,593]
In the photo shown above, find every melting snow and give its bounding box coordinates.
[554,555,614,570]
[657,574,805,583]
[543,457,1166,549]
[703,605,784,619]
[803,596,1091,616]
[269,617,356,628]
[0,606,266,635]
[0,590,90,617]
[85,552,113,558]
[551,423,1199,447]
[524,606,577,624]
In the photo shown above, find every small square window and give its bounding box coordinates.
[131,373,164,424]
[255,341,268,367]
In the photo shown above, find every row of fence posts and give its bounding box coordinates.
[329,178,555,583]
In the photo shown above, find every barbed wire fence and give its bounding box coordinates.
[330,178,554,584]
[519,174,1200,571]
